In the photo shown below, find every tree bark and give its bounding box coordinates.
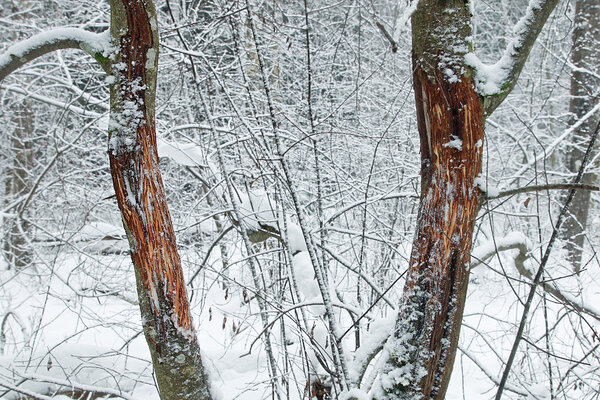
[380,0,565,395]
[381,1,484,398]
[3,101,33,270]
[561,0,600,272]
[108,1,212,399]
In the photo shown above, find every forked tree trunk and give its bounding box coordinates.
[381,0,484,397]
[561,0,599,272]
[108,1,212,399]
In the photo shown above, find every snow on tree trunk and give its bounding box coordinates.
[107,1,212,399]
[381,0,484,398]
[561,0,600,272]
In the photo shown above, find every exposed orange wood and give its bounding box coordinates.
[412,65,483,397]
[385,61,484,398]
[109,0,192,338]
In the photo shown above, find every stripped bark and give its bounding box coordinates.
[381,2,484,397]
[379,0,564,395]
[108,1,212,399]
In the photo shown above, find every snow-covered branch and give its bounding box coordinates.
[465,0,561,114]
[0,28,113,81]
[17,373,137,400]
[472,232,600,322]
[470,232,531,269]
[0,382,53,400]
[487,183,599,200]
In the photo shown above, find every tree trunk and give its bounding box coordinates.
[381,0,484,397]
[3,101,33,270]
[108,1,212,399]
[2,1,34,271]
[561,0,600,272]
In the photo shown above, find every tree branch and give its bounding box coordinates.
[0,381,53,400]
[0,28,112,81]
[488,183,599,200]
[458,346,529,397]
[471,232,600,322]
[375,21,398,53]
[21,374,137,400]
[513,254,600,323]
[465,0,561,115]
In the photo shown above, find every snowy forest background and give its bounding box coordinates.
[0,0,599,399]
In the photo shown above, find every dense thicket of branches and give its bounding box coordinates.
[0,0,598,399]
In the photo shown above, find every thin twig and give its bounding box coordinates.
[488,183,598,200]
[375,21,398,53]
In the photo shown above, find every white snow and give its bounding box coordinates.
[474,174,500,197]
[287,222,308,254]
[0,344,148,400]
[340,388,371,400]
[73,221,124,241]
[528,383,551,399]
[157,139,207,167]
[392,0,419,41]
[292,251,321,303]
[464,52,509,95]
[443,67,460,84]
[237,189,277,232]
[465,0,546,96]
[471,231,532,267]
[443,135,463,151]
[349,314,395,382]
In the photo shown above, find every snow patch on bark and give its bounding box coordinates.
[443,135,463,151]
[474,174,500,197]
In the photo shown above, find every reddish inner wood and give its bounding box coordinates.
[407,64,484,397]
[109,0,192,333]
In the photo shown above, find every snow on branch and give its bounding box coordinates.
[470,231,532,269]
[0,382,53,400]
[471,232,600,322]
[465,0,561,114]
[157,139,209,168]
[487,183,599,200]
[18,374,137,400]
[0,344,147,400]
[0,28,113,81]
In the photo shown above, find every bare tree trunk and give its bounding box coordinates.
[3,102,33,270]
[108,1,212,398]
[561,0,600,272]
[381,1,484,397]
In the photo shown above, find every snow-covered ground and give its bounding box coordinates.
[1,216,599,399]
